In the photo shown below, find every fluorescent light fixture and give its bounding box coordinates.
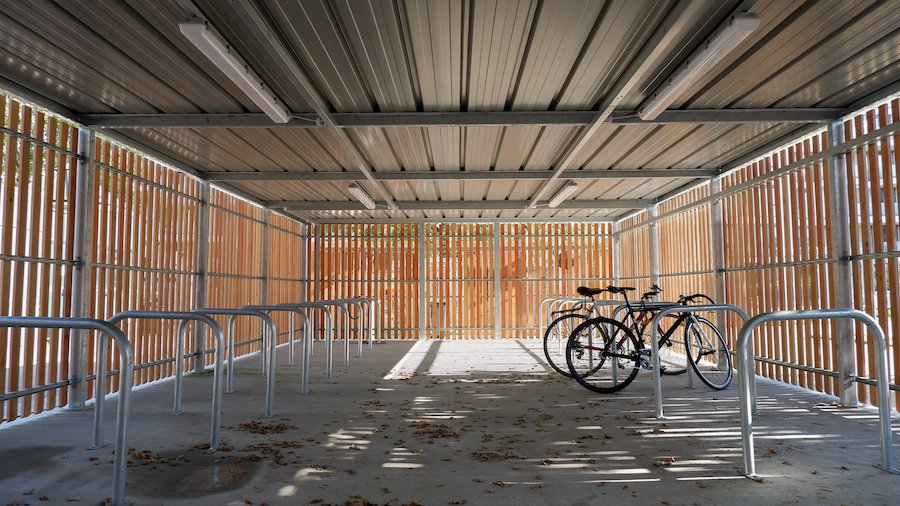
[348,183,377,210]
[548,181,579,208]
[179,21,291,123]
[638,13,761,121]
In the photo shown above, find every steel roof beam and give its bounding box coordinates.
[77,108,842,129]
[265,200,649,211]
[203,168,717,182]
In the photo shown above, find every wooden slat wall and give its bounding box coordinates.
[657,184,715,315]
[843,98,900,408]
[310,224,418,340]
[268,214,304,345]
[720,131,837,395]
[207,189,264,357]
[424,223,493,339]
[618,211,651,290]
[499,223,613,338]
[630,98,899,409]
[0,97,78,421]
[90,138,201,393]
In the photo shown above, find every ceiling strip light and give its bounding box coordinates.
[548,181,579,208]
[179,21,292,123]
[348,183,377,210]
[638,13,761,121]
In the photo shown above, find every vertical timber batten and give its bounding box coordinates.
[300,223,308,303]
[67,128,95,410]
[829,119,858,407]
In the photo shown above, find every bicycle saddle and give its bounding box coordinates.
[606,285,635,294]
[576,286,605,297]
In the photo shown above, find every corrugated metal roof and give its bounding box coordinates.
[0,0,896,222]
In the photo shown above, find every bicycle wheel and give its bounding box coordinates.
[684,316,733,390]
[565,317,640,394]
[543,313,586,377]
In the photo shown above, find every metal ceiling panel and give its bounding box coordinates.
[263,0,373,112]
[381,127,432,169]
[554,0,669,109]
[465,0,537,111]
[330,0,418,111]
[463,127,503,170]
[685,0,883,109]
[509,0,602,109]
[112,128,253,172]
[522,126,583,170]
[403,0,465,111]
[616,0,742,109]
[676,122,802,169]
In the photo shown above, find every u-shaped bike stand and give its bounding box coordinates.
[242,304,313,393]
[647,304,749,419]
[0,317,133,506]
[107,311,225,451]
[737,309,897,477]
[192,308,277,417]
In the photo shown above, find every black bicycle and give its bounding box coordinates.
[564,286,731,394]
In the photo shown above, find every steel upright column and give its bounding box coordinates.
[829,119,858,407]
[709,177,727,322]
[193,182,210,373]
[259,209,271,367]
[418,223,427,340]
[261,209,270,305]
[612,223,620,287]
[493,225,501,339]
[300,223,308,303]
[648,204,659,287]
[68,128,95,410]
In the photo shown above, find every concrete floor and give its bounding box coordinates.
[0,338,897,505]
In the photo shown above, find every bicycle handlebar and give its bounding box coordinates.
[678,293,716,305]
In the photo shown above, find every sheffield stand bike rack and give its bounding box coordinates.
[192,308,277,417]
[358,297,380,349]
[737,309,897,477]
[328,298,368,358]
[0,317,133,506]
[106,311,225,451]
[648,304,749,419]
[243,304,313,393]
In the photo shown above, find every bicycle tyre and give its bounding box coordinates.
[543,313,586,377]
[684,316,733,390]
[565,317,640,394]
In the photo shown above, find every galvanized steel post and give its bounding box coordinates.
[648,204,659,288]
[193,182,210,374]
[260,209,271,367]
[828,119,858,407]
[709,176,727,322]
[493,225,501,339]
[67,128,95,410]
[612,222,620,288]
[418,223,427,339]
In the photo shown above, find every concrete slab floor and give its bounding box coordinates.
[0,339,897,505]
